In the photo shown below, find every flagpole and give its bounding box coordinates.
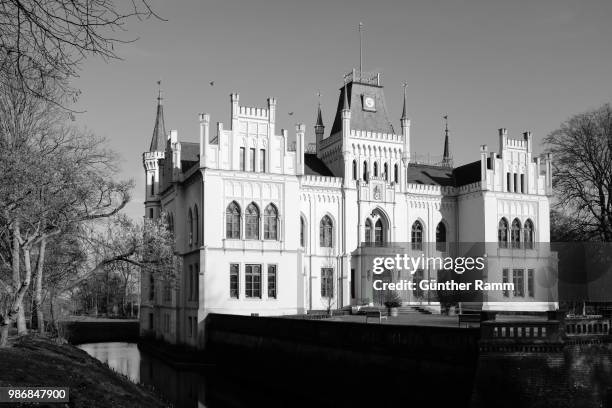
[359,22,364,75]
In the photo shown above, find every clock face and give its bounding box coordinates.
[363,96,376,110]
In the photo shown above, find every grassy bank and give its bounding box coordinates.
[0,335,169,408]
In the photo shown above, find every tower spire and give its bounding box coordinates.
[442,114,452,166]
[149,80,167,152]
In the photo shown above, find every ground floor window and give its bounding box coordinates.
[267,265,277,299]
[163,314,170,333]
[502,269,510,297]
[527,269,535,297]
[245,264,262,298]
[321,268,334,298]
[149,313,154,330]
[230,264,239,298]
[187,316,193,337]
[513,269,525,297]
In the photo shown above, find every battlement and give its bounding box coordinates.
[350,129,403,143]
[301,175,343,189]
[499,128,532,152]
[239,106,269,119]
[344,69,381,87]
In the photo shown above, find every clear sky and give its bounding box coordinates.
[72,0,612,220]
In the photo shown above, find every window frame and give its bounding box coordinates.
[321,268,334,298]
[267,264,277,299]
[245,203,260,240]
[245,264,262,298]
[230,263,240,299]
[319,215,333,248]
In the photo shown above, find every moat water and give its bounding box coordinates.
[79,340,612,408]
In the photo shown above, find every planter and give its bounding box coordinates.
[388,307,399,317]
[351,306,361,315]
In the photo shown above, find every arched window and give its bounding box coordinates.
[394,163,399,184]
[264,204,278,240]
[300,217,306,247]
[498,218,509,248]
[226,202,241,239]
[193,205,199,245]
[188,209,193,246]
[375,219,384,245]
[383,163,388,181]
[320,215,333,247]
[365,219,372,243]
[373,162,379,177]
[167,213,174,233]
[436,222,447,252]
[150,174,155,196]
[363,161,368,181]
[524,219,534,249]
[411,221,423,250]
[511,218,521,248]
[352,160,357,180]
[245,203,260,240]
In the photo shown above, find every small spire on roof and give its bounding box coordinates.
[442,114,452,166]
[342,78,349,111]
[316,91,324,128]
[401,82,408,120]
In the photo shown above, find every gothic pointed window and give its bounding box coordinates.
[226,202,241,239]
[375,219,384,246]
[373,162,378,177]
[150,174,155,196]
[363,161,368,181]
[394,163,399,184]
[511,218,522,248]
[524,219,534,249]
[188,209,193,246]
[300,216,306,247]
[498,218,509,248]
[365,219,372,243]
[245,203,260,240]
[264,204,278,240]
[352,160,357,180]
[320,215,333,247]
[383,163,388,181]
[436,222,447,252]
[193,205,199,246]
[411,221,423,250]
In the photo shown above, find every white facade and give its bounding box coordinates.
[141,70,556,347]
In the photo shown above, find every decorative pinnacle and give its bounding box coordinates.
[401,82,408,120]
[343,77,349,111]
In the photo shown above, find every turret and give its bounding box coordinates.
[143,83,166,219]
[296,123,305,176]
[199,113,210,168]
[341,80,351,155]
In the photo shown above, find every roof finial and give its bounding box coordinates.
[401,82,408,120]
[442,114,452,166]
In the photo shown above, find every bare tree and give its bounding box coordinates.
[544,103,612,241]
[0,0,161,103]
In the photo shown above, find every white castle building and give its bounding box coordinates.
[141,69,556,347]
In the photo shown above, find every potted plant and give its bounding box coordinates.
[383,292,402,317]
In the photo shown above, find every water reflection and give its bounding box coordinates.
[79,342,141,382]
[79,342,205,408]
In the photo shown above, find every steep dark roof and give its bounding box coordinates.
[180,142,199,172]
[407,164,454,186]
[406,160,482,187]
[304,154,334,176]
[149,100,167,152]
[330,80,396,135]
[452,160,481,187]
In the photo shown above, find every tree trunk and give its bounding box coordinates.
[0,321,8,347]
[33,238,47,335]
[12,224,27,335]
